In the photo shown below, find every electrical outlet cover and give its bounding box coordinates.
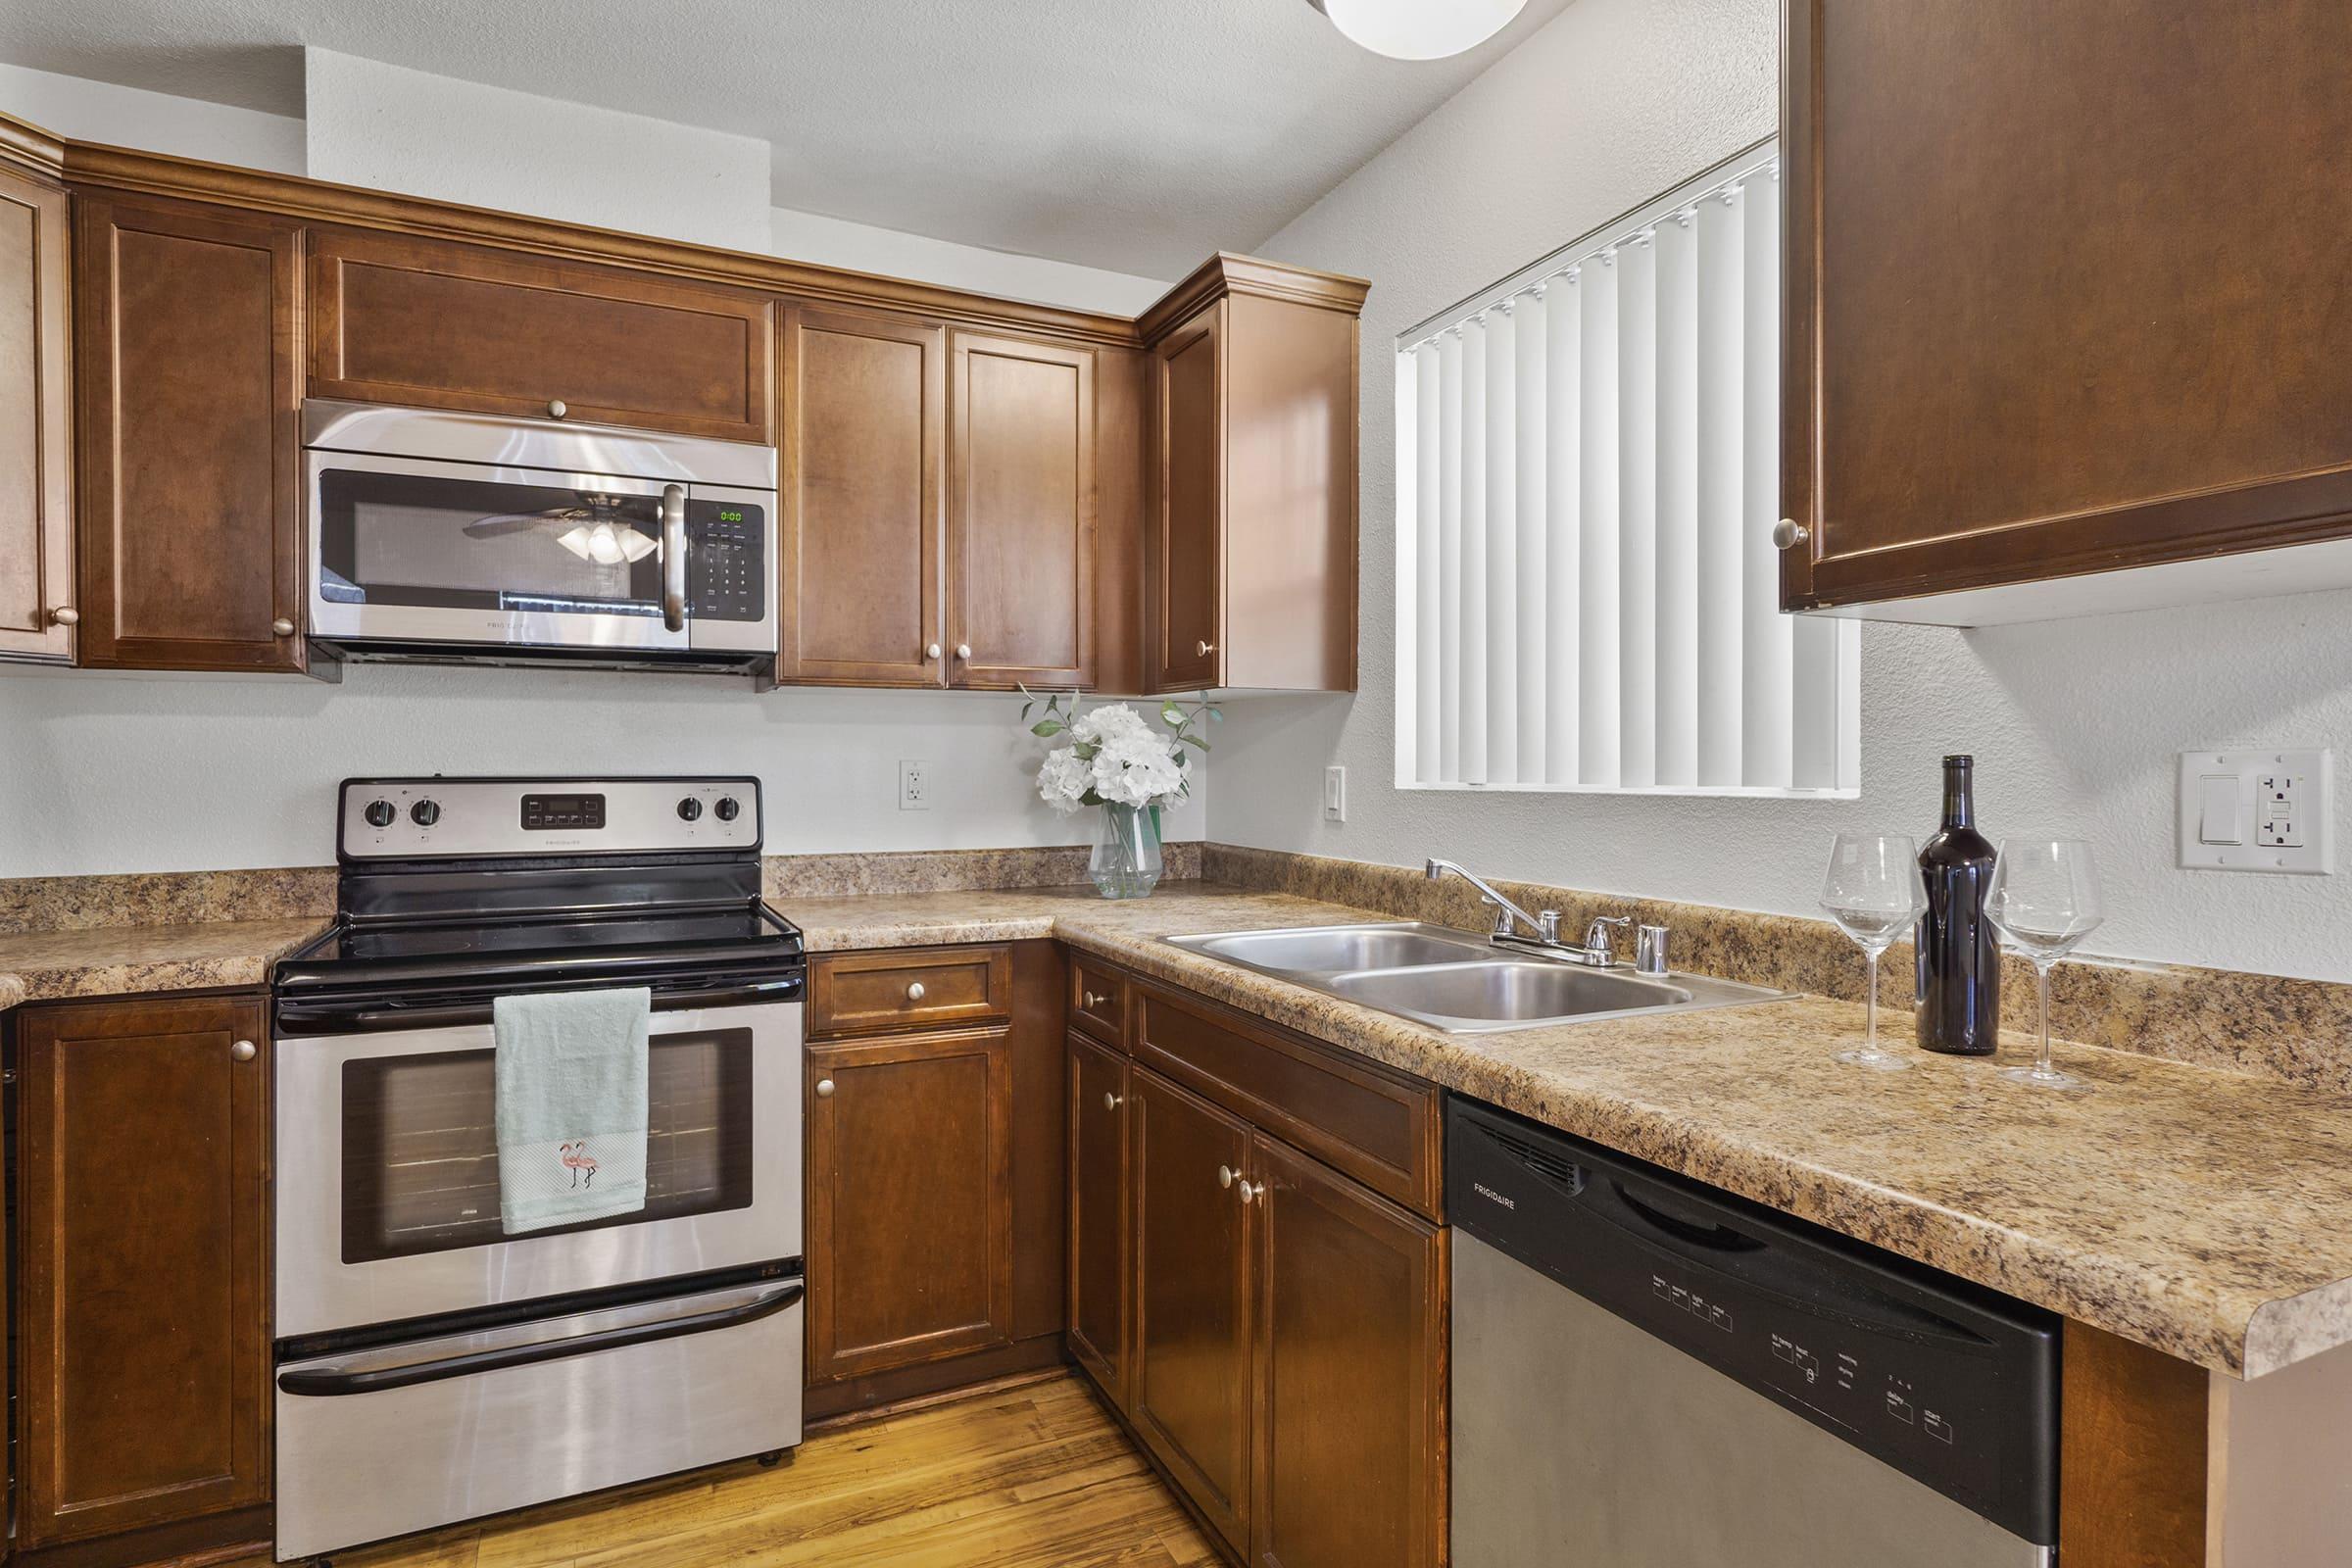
[899,760,929,811]
[2176,749,2330,873]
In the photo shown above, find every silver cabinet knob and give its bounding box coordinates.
[1083,991,1107,1008]
[1103,1091,1122,1111]
[815,1078,835,1098]
[1238,1180,1258,1203]
[548,399,568,418]
[955,644,972,660]
[230,1040,257,1061]
[49,606,77,626]
[927,642,943,660]
[1218,1164,1236,1189]
[1771,518,1808,550]
[906,980,927,1002]
[271,617,296,637]
[1197,640,1216,658]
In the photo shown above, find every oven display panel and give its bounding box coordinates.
[519,793,607,831]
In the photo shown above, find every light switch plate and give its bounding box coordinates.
[2177,749,2331,873]
[1322,765,1347,823]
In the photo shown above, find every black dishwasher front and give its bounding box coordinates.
[1447,1097,2058,1562]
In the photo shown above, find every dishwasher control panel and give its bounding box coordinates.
[1447,1098,2059,1546]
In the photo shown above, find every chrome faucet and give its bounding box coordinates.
[1423,858,1631,968]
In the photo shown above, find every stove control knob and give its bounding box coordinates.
[714,796,741,822]
[676,797,704,822]
[363,800,398,829]
[410,799,441,827]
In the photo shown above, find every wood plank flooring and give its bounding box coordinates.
[232,1375,1219,1568]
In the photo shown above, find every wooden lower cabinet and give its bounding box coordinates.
[1130,1065,1257,1558]
[1250,1134,1444,1568]
[805,1026,1014,1381]
[13,993,271,1554]
[1066,1030,1131,1399]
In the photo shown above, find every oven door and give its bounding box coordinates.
[275,999,800,1338]
[308,449,690,655]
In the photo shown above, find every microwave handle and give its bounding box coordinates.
[661,482,687,632]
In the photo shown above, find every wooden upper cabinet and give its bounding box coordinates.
[1130,1064,1256,1558]
[1140,257,1364,693]
[805,1026,1014,1382]
[1250,1133,1445,1568]
[15,994,270,1550]
[0,160,73,663]
[776,304,946,686]
[74,195,306,673]
[1783,0,2352,622]
[308,227,773,442]
[947,330,1095,690]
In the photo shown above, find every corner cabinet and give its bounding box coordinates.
[0,155,74,662]
[12,993,272,1558]
[1782,0,2352,624]
[73,195,309,673]
[1140,257,1365,693]
[1069,960,1446,1568]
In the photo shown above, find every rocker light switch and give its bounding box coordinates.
[2179,750,2332,874]
[2197,775,2242,845]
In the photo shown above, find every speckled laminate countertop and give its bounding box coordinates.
[0,918,329,1007]
[780,882,2352,1380]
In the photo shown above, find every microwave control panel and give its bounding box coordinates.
[688,499,766,623]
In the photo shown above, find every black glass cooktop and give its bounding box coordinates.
[323,906,797,964]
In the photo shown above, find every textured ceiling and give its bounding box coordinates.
[0,0,1575,276]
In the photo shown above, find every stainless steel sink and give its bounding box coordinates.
[1165,922,1796,1034]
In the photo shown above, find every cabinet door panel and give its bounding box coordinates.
[309,227,773,442]
[1785,0,2352,611]
[1131,1064,1253,1555]
[16,996,270,1548]
[806,1028,1012,1380]
[0,163,73,662]
[777,306,945,685]
[1151,305,1223,690]
[1251,1134,1444,1568]
[74,197,304,672]
[1066,1031,1130,1403]
[948,331,1094,689]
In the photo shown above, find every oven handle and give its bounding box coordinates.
[277,1282,803,1397]
[274,974,803,1034]
[661,482,687,632]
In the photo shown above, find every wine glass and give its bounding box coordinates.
[1984,840,2103,1091]
[1819,832,1928,1071]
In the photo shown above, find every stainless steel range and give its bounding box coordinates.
[270,776,805,1562]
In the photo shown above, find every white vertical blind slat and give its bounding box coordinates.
[1652,213,1700,788]
[1459,320,1490,785]
[1484,311,1519,785]
[1396,143,1849,800]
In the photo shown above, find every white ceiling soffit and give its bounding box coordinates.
[0,0,1575,277]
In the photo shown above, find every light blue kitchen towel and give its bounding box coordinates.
[494,987,651,1234]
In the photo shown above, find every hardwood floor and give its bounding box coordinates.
[232,1374,1219,1568]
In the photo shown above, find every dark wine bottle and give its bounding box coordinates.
[1916,754,2000,1054]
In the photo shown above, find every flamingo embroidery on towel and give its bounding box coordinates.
[558,1142,600,1189]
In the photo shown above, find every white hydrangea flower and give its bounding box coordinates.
[1036,747,1094,812]
[1031,700,1193,814]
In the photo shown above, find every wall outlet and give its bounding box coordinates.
[2177,748,2330,873]
[899,760,930,811]
[1322,765,1347,823]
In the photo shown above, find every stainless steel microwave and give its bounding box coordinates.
[304,400,778,670]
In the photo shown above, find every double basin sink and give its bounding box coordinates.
[1165,922,1795,1035]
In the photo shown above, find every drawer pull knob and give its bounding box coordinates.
[230,1040,257,1061]
[271,617,297,637]
[1083,990,1107,1007]
[815,1078,836,1099]
[548,399,568,419]
[906,981,927,1002]
[1218,1164,1236,1190]
[1103,1091,1122,1111]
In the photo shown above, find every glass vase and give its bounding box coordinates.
[1090,803,1164,899]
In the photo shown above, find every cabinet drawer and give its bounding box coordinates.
[308,227,774,443]
[1070,957,1127,1043]
[1134,981,1441,1220]
[809,947,1013,1037]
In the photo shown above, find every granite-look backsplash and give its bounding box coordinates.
[761,841,1201,900]
[1201,844,2352,1095]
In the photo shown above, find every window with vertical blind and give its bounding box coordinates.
[1394,140,1858,797]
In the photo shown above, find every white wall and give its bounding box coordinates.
[0,59,1183,878]
[1211,0,2352,984]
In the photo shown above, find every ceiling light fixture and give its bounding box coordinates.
[1308,0,1529,60]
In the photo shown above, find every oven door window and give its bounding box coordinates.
[317,466,664,616]
[339,1026,753,1264]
